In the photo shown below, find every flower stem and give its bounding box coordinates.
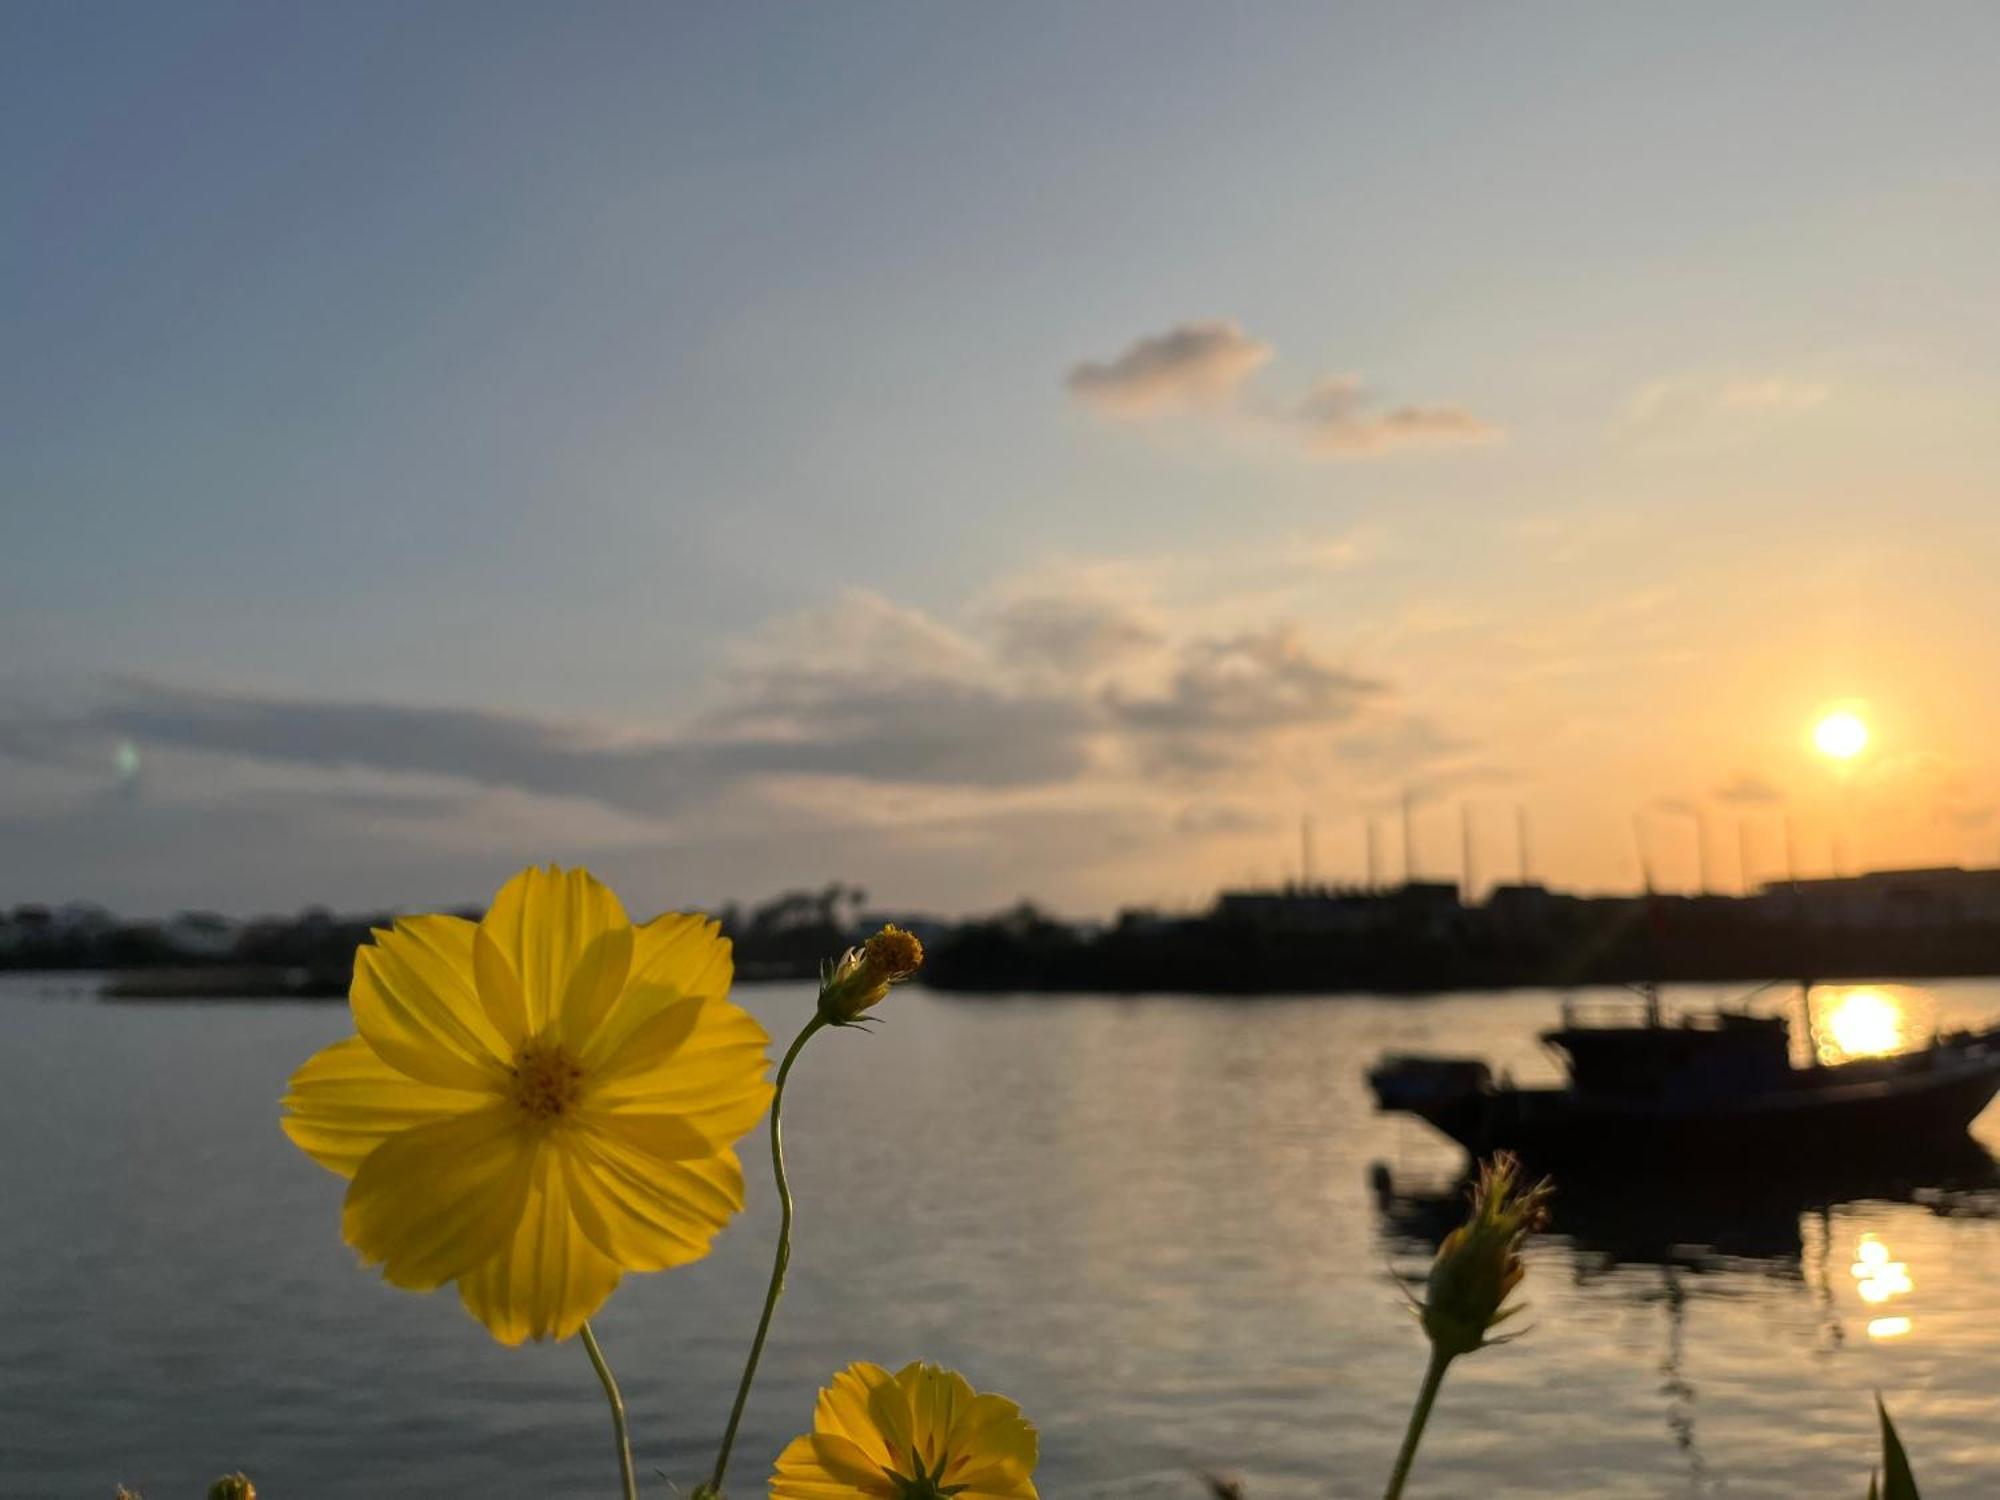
[580,1320,638,1500]
[698,1012,828,1499]
[1383,1346,1454,1500]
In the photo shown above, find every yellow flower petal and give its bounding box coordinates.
[589,995,774,1149]
[818,1363,896,1468]
[771,1434,895,1500]
[578,913,733,1066]
[341,1104,537,1290]
[943,1393,1040,1495]
[563,1124,746,1271]
[915,1364,973,1470]
[867,1371,918,1471]
[581,993,705,1090]
[349,916,510,1092]
[808,1434,898,1489]
[629,911,735,995]
[477,866,630,1035]
[281,1035,488,1178]
[457,1146,623,1344]
[471,925,529,1051]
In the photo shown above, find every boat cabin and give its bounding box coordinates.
[1545,1011,1792,1100]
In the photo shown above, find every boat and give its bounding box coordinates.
[1366,986,2000,1168]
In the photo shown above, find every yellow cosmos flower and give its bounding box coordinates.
[281,865,774,1345]
[771,1361,1039,1500]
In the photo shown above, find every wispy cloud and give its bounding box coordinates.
[1067,320,1500,459]
[1621,373,1831,441]
[1290,376,1500,455]
[1064,320,1271,417]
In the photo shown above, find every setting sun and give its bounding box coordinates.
[1813,710,1870,760]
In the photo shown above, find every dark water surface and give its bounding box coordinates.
[2,976,1996,1498]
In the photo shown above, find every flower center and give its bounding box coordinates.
[508,1036,585,1120]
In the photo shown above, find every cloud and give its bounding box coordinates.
[1291,377,1500,455]
[19,589,1414,824]
[1332,716,1475,769]
[1065,320,1271,417]
[118,686,1088,809]
[1068,320,1500,458]
[1622,374,1831,440]
[988,591,1165,675]
[5,565,1492,916]
[1713,772,1784,805]
[1108,624,1382,735]
[1104,624,1387,777]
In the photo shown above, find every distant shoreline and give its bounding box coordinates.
[19,956,2000,1003]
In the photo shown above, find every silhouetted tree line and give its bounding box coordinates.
[15,882,2000,995]
[0,887,877,986]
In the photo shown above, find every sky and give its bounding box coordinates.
[7,2,2000,919]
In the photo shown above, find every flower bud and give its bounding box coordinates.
[1420,1152,1551,1361]
[206,1476,256,1500]
[818,924,925,1024]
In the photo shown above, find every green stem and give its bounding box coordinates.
[1383,1346,1454,1500]
[698,1012,828,1499]
[580,1320,638,1500]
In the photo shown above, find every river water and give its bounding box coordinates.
[2,975,1996,1498]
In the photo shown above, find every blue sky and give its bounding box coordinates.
[8,4,2000,916]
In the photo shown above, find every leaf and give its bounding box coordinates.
[1877,1396,1920,1500]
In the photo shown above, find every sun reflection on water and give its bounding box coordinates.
[1851,1233,1916,1338]
[1814,986,1917,1064]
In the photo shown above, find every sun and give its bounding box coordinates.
[1813,710,1869,760]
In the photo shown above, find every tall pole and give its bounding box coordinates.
[1301,814,1315,889]
[1402,788,1418,886]
[1632,810,1656,894]
[1460,802,1476,906]
[1694,811,1713,896]
[1366,818,1382,893]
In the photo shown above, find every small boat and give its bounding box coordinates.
[1367,986,2000,1168]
